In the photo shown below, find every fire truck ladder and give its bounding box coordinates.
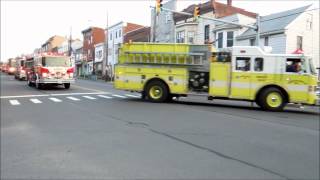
[123,51,206,65]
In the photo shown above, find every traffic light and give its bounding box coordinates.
[156,0,163,15]
[194,6,200,20]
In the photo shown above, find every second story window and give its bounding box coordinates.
[227,31,234,47]
[187,31,194,43]
[204,25,210,43]
[119,29,121,37]
[176,31,185,43]
[116,31,118,38]
[165,13,171,24]
[264,36,269,46]
[217,32,223,48]
[306,19,312,30]
[110,33,112,41]
[297,36,303,49]
[250,38,256,46]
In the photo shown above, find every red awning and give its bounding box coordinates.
[291,49,304,54]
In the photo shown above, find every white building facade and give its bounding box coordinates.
[236,5,319,68]
[213,13,256,50]
[94,42,105,75]
[106,22,124,71]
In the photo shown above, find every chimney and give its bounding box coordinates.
[227,0,232,6]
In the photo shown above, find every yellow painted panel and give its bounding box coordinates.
[114,65,126,89]
[209,62,230,97]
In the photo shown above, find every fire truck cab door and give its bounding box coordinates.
[230,57,252,99]
[209,62,231,97]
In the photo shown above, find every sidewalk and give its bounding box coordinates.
[75,76,114,84]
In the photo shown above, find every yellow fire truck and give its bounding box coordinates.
[114,42,319,111]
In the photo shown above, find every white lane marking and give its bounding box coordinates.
[82,96,96,100]
[51,92,110,96]
[112,94,127,98]
[125,94,141,98]
[0,92,110,99]
[30,98,42,104]
[9,100,20,105]
[71,84,105,92]
[0,94,49,99]
[49,97,62,102]
[97,95,113,99]
[66,96,80,101]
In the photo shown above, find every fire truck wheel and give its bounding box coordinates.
[145,80,169,102]
[141,91,146,99]
[27,80,33,86]
[64,83,70,89]
[259,87,286,111]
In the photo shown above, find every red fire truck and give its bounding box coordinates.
[7,58,16,75]
[14,57,26,80]
[27,52,75,89]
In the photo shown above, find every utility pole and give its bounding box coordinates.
[152,8,157,42]
[255,14,260,47]
[68,26,72,56]
[105,10,109,80]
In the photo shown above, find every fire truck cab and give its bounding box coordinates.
[7,58,16,75]
[14,57,26,80]
[27,53,75,89]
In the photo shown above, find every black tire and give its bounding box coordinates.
[145,80,169,102]
[141,91,146,99]
[27,79,33,86]
[64,83,70,89]
[258,87,286,111]
[35,81,43,89]
[255,99,262,107]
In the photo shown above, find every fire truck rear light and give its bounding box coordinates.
[67,67,74,74]
[40,67,49,73]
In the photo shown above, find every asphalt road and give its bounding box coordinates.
[1,72,319,180]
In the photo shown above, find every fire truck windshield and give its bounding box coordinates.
[42,57,71,67]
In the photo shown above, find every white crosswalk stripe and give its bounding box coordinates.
[30,98,42,104]
[66,96,80,101]
[9,100,20,105]
[112,94,127,98]
[97,95,113,99]
[125,94,141,98]
[82,96,96,100]
[49,97,62,102]
[5,93,142,106]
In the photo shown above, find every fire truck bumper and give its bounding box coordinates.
[39,79,75,84]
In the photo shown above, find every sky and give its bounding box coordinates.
[1,0,319,62]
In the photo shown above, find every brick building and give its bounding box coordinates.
[123,26,151,43]
[41,35,66,53]
[81,27,105,75]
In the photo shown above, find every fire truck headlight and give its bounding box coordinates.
[42,73,48,78]
[69,73,73,78]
